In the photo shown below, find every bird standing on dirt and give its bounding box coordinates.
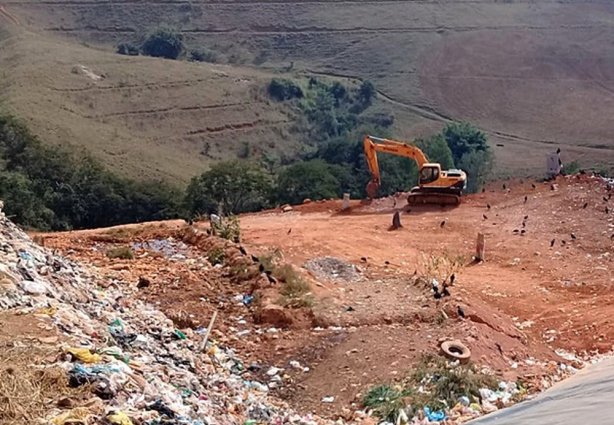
[287,228,292,235]
[550,239,555,247]
[487,203,491,210]
[250,254,259,263]
[583,202,589,209]
[483,214,488,220]
[239,246,247,256]
[524,215,529,220]
[442,284,451,297]
[450,274,456,285]
[502,183,506,190]
[570,233,577,240]
[457,306,465,319]
[524,195,528,203]
[531,183,536,189]
[440,220,446,228]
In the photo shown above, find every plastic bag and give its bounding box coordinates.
[66,347,101,363]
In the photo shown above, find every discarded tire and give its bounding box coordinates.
[440,340,471,363]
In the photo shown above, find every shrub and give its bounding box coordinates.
[116,42,139,56]
[561,160,581,175]
[184,160,273,216]
[268,79,304,101]
[106,246,134,260]
[443,122,489,165]
[362,385,410,423]
[276,264,310,298]
[357,80,376,108]
[211,214,241,242]
[276,160,342,204]
[458,150,494,193]
[207,247,225,265]
[189,48,218,63]
[141,27,184,59]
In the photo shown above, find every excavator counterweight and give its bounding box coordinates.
[363,135,467,205]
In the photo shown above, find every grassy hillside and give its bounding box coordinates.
[2,0,614,177]
[0,27,422,183]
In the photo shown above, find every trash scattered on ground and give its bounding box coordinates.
[0,211,323,424]
[304,257,363,283]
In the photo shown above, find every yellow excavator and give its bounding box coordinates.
[364,135,467,205]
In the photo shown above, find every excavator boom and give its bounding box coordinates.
[363,135,467,205]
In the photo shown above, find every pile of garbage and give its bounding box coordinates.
[0,211,327,424]
[304,257,363,283]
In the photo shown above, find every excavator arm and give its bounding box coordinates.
[364,135,429,198]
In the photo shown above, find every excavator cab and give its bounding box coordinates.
[419,164,441,185]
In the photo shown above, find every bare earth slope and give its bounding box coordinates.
[39,174,614,418]
[3,0,614,175]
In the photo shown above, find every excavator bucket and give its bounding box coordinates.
[366,180,380,199]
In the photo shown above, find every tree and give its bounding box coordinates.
[417,134,455,170]
[458,150,494,193]
[184,160,273,215]
[268,79,304,101]
[357,80,376,107]
[276,160,342,204]
[442,122,488,164]
[141,27,184,59]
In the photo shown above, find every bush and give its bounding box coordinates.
[561,160,581,175]
[357,80,376,108]
[363,385,410,423]
[116,42,139,56]
[184,160,273,216]
[141,27,184,59]
[211,214,241,243]
[443,122,489,165]
[276,264,312,306]
[268,79,304,101]
[458,150,494,193]
[189,48,218,63]
[106,246,134,260]
[276,160,343,204]
[207,247,225,265]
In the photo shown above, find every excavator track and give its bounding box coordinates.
[407,189,461,206]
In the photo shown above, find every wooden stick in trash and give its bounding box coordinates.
[200,310,218,352]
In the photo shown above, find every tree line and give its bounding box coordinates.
[0,77,493,230]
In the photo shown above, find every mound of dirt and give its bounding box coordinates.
[304,256,363,283]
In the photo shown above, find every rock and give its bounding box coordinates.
[321,396,335,403]
[303,198,312,204]
[137,276,151,289]
[281,205,293,213]
[254,303,294,327]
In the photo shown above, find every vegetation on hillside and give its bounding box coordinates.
[0,115,180,230]
[0,76,492,229]
[141,27,184,59]
[117,26,184,59]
